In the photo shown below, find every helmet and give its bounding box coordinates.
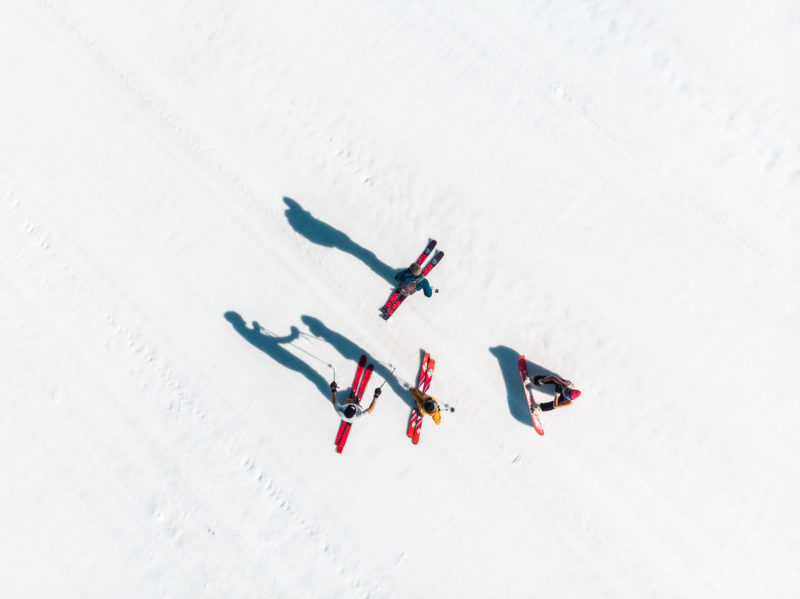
[409,263,423,276]
[567,389,581,400]
[423,399,437,414]
[344,404,358,418]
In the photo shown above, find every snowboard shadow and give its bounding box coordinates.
[284,197,396,284]
[300,315,412,407]
[224,311,330,397]
[489,345,561,427]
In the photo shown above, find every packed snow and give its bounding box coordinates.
[2,1,799,597]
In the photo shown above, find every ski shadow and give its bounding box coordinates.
[300,315,413,408]
[225,311,330,397]
[489,345,561,427]
[283,197,396,285]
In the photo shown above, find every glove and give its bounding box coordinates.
[330,381,338,391]
[374,388,382,397]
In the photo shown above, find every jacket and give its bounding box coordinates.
[395,269,433,297]
[410,387,441,425]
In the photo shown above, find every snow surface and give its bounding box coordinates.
[2,1,800,597]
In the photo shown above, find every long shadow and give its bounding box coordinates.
[225,311,330,397]
[489,345,561,427]
[300,315,412,407]
[284,197,395,284]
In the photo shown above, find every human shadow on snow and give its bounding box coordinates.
[224,311,330,398]
[283,197,396,284]
[489,345,560,427]
[300,315,412,408]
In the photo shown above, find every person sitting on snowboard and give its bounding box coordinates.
[330,381,381,422]
[410,387,441,424]
[529,374,582,411]
[395,263,433,299]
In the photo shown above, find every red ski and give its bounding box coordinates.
[519,355,544,435]
[382,241,436,316]
[408,353,435,444]
[335,355,365,447]
[407,353,430,438]
[335,355,374,453]
[381,242,443,320]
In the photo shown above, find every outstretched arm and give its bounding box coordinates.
[365,388,381,414]
[419,278,433,298]
[540,375,569,386]
[330,381,339,405]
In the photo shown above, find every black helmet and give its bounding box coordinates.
[344,404,358,419]
[423,399,437,414]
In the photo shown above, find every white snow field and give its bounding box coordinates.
[2,1,800,597]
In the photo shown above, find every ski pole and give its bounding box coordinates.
[378,367,396,389]
[373,367,396,396]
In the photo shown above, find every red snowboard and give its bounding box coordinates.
[518,355,544,436]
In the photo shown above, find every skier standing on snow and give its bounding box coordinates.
[330,381,381,421]
[395,262,434,301]
[381,242,443,319]
[410,387,441,424]
[528,374,582,411]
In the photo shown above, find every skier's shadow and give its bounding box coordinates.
[489,345,560,427]
[225,311,330,397]
[283,197,395,284]
[300,315,413,408]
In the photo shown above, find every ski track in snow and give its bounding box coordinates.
[2,0,800,597]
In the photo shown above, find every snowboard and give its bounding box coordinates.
[518,355,545,435]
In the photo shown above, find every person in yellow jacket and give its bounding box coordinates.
[410,387,441,425]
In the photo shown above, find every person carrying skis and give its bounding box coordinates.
[529,375,582,411]
[330,381,381,422]
[395,262,434,300]
[410,387,441,424]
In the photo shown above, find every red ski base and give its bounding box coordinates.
[518,355,545,436]
[335,355,373,453]
[407,352,435,444]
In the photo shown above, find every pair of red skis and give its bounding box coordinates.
[519,355,545,435]
[336,352,440,452]
[407,352,435,444]
[334,355,373,453]
[381,240,444,319]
